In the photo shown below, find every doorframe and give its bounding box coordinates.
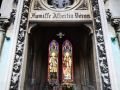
[18,23,102,90]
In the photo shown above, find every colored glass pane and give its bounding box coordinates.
[48,40,59,84]
[62,40,73,83]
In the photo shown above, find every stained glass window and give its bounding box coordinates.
[62,40,73,83]
[48,40,59,84]
[47,0,74,8]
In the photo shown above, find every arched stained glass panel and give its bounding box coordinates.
[62,40,73,83]
[48,40,59,84]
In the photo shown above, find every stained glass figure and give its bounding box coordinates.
[62,40,73,83]
[48,40,59,84]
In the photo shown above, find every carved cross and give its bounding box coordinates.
[56,32,65,38]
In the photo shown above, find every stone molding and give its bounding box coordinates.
[92,0,111,89]
[9,0,30,89]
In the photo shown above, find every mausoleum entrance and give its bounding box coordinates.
[24,24,96,90]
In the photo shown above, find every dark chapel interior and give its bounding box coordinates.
[24,24,97,90]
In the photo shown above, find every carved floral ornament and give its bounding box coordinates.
[34,0,88,11]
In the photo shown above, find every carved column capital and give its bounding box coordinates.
[105,9,120,32]
[111,18,120,46]
[111,18,120,32]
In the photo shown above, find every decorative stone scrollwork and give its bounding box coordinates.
[10,0,31,89]
[76,0,88,10]
[92,0,111,90]
[34,0,45,10]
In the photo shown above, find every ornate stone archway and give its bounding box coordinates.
[9,0,111,90]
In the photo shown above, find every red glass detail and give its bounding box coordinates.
[62,40,73,83]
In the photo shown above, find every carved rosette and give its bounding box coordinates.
[92,0,111,90]
[9,0,30,89]
[9,0,112,90]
